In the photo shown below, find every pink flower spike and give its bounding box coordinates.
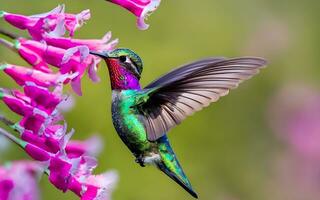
[1,63,60,87]
[66,135,103,158]
[269,85,320,160]
[64,9,91,36]
[0,5,65,40]
[44,124,67,141]
[71,76,83,96]
[15,38,95,95]
[57,95,75,113]
[62,45,89,64]
[25,143,51,161]
[0,83,62,117]
[48,156,73,192]
[0,180,14,200]
[23,83,62,114]
[1,5,90,39]
[12,40,52,73]
[44,31,119,52]
[84,171,119,200]
[21,130,60,154]
[43,7,90,37]
[46,17,67,38]
[88,58,101,82]
[62,45,103,83]
[44,7,90,37]
[1,6,121,200]
[0,11,37,30]
[106,0,161,30]
[27,5,66,40]
[0,161,42,200]
[20,48,51,73]
[19,114,46,134]
[0,90,34,117]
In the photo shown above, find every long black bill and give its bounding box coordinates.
[89,51,109,59]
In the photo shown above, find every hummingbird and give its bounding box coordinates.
[90,49,266,198]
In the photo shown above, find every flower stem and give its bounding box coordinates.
[0,114,15,127]
[0,37,15,51]
[0,114,22,134]
[0,127,27,148]
[0,28,20,39]
[0,115,26,149]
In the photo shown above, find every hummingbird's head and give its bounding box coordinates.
[90,48,143,80]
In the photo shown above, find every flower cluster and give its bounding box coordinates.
[0,161,42,200]
[106,0,161,30]
[0,5,118,200]
[0,5,89,40]
[1,4,118,95]
[267,84,320,200]
[269,84,320,160]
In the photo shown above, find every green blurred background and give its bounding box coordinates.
[0,0,319,200]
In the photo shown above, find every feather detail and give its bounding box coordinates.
[137,57,267,141]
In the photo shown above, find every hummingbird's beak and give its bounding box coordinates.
[89,51,110,59]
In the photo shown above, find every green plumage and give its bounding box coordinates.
[111,90,197,197]
[112,90,150,155]
[91,48,266,199]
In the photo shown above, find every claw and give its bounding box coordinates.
[135,156,145,167]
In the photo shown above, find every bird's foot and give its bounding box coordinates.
[135,156,146,167]
[135,154,161,167]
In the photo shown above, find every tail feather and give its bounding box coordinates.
[156,136,198,199]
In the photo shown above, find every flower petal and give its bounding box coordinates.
[47,18,66,38]
[71,76,82,96]
[29,4,65,18]
[88,58,101,82]
[106,0,161,30]
[62,45,89,64]
[57,95,75,113]
[137,0,161,30]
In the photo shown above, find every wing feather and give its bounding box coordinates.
[137,57,267,141]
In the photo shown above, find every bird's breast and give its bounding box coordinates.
[111,90,151,154]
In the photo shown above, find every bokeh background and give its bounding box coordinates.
[0,0,319,200]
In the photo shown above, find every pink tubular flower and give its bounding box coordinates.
[0,84,61,117]
[0,63,62,87]
[13,38,92,95]
[61,9,91,37]
[48,156,118,200]
[0,161,42,200]
[0,180,13,200]
[66,135,103,158]
[79,171,118,200]
[0,88,34,117]
[106,0,161,30]
[269,84,320,160]
[6,35,116,95]
[13,40,52,73]
[268,85,320,200]
[0,5,90,40]
[44,31,119,52]
[0,77,118,199]
[0,5,118,199]
[27,130,118,199]
[0,11,117,95]
[42,20,118,83]
[0,84,62,134]
[57,95,75,113]
[0,83,118,199]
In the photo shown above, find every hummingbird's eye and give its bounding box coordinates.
[119,56,127,63]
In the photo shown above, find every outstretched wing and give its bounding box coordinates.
[137,57,267,141]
